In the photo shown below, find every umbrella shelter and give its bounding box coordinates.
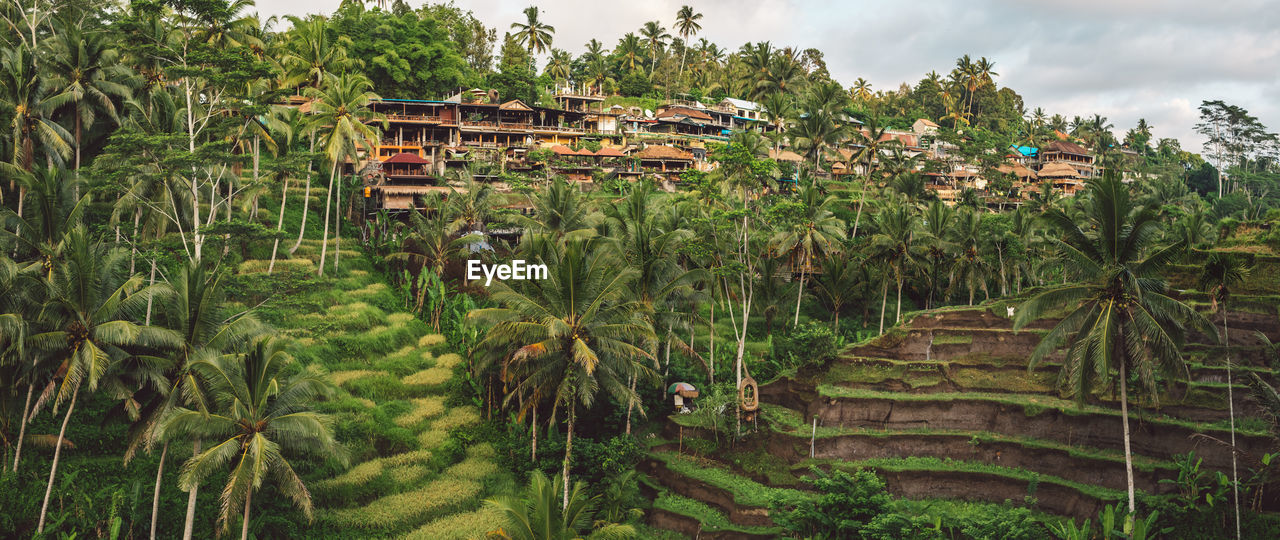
[667,382,699,399]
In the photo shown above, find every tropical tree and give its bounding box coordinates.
[472,237,655,509]
[868,201,921,332]
[281,15,353,90]
[615,33,644,74]
[639,20,670,76]
[485,471,636,540]
[772,185,845,327]
[47,24,131,172]
[949,209,990,305]
[32,227,179,533]
[162,336,343,540]
[1198,252,1249,540]
[1,46,72,170]
[511,6,555,56]
[1013,175,1215,518]
[304,72,382,276]
[673,6,702,82]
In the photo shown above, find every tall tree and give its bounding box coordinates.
[163,337,343,540]
[1198,252,1249,540]
[47,24,130,172]
[304,72,382,276]
[1014,175,1215,520]
[674,5,702,83]
[473,237,655,509]
[639,20,670,76]
[771,185,845,327]
[510,6,554,56]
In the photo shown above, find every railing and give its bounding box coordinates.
[385,114,442,122]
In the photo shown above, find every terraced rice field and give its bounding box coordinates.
[234,239,509,539]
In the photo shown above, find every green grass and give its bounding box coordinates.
[650,492,782,536]
[815,385,1269,436]
[821,456,1126,502]
[650,451,814,509]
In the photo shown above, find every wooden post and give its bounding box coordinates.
[679,426,683,454]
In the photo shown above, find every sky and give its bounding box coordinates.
[253,0,1280,150]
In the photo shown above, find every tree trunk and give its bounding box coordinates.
[289,134,316,256]
[145,259,157,325]
[12,383,33,472]
[1224,304,1241,540]
[240,487,252,540]
[150,441,169,540]
[895,277,904,324]
[268,175,290,274]
[879,278,889,334]
[37,385,79,534]
[562,407,575,510]
[335,170,343,273]
[625,375,635,435]
[182,438,202,540]
[531,407,537,462]
[317,161,338,276]
[793,253,807,327]
[1119,361,1136,516]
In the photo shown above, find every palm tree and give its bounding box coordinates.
[850,117,895,238]
[849,78,872,104]
[163,336,343,540]
[1,253,38,474]
[812,253,865,330]
[47,24,131,172]
[772,185,845,327]
[304,72,383,276]
[616,33,644,73]
[33,227,179,533]
[281,15,353,90]
[545,48,572,83]
[485,471,636,540]
[1198,252,1249,540]
[1,167,87,273]
[388,196,477,319]
[639,21,670,76]
[143,260,267,540]
[0,46,72,170]
[1013,175,1215,519]
[949,209,990,305]
[868,201,921,333]
[921,200,955,308]
[511,6,555,56]
[472,237,655,509]
[674,6,702,82]
[263,105,316,274]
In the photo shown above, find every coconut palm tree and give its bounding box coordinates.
[139,260,267,540]
[472,237,655,509]
[674,6,702,82]
[263,105,316,274]
[849,78,872,104]
[1,253,39,474]
[485,471,636,540]
[511,6,555,56]
[1198,252,1249,540]
[281,15,353,90]
[32,227,180,533]
[545,48,572,83]
[47,25,131,172]
[639,21,670,76]
[812,252,865,330]
[949,208,990,305]
[304,72,383,276]
[868,201,921,332]
[163,336,343,540]
[921,200,955,308]
[1013,174,1215,519]
[1,167,87,273]
[0,46,72,170]
[850,117,895,238]
[772,185,845,327]
[615,33,644,74]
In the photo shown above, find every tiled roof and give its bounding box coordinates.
[636,145,694,161]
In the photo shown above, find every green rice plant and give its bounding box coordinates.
[417,429,449,449]
[344,372,410,401]
[314,460,384,493]
[375,347,434,377]
[403,506,504,540]
[434,352,463,369]
[387,464,434,487]
[320,477,482,530]
[466,443,496,460]
[431,406,480,432]
[394,397,446,428]
[381,449,434,467]
[403,367,451,388]
[418,334,447,348]
[330,370,380,386]
[444,457,499,481]
[238,258,314,274]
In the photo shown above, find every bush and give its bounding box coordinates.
[762,322,840,380]
[771,466,890,539]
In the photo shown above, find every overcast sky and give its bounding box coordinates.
[253,0,1280,149]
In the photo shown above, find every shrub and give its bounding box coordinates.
[763,322,840,380]
[771,466,890,539]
